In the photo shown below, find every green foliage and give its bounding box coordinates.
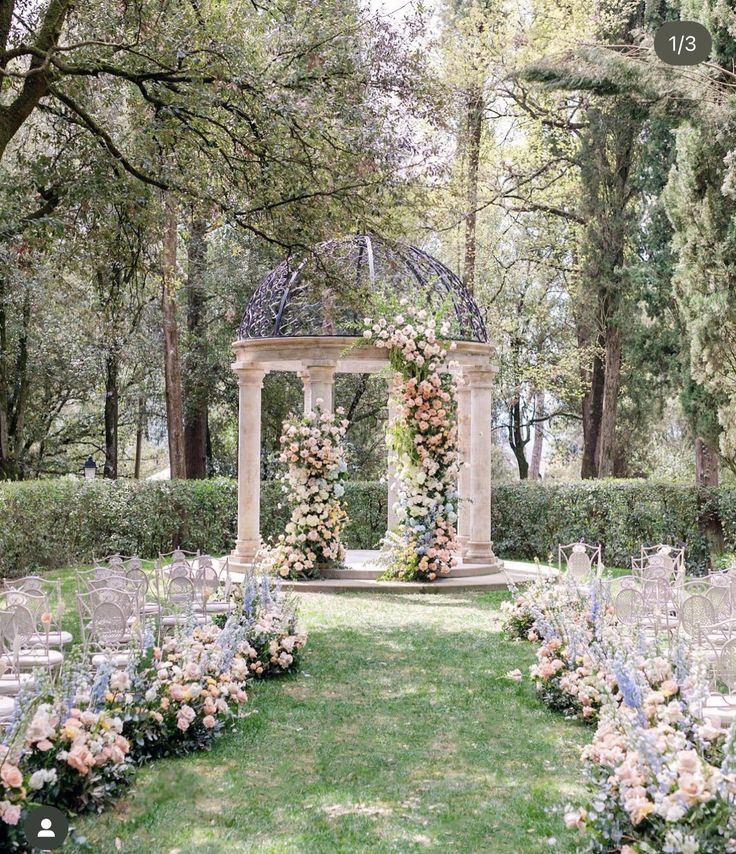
[492,480,723,573]
[4,477,736,577]
[0,478,387,576]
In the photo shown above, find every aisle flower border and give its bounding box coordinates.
[363,300,460,581]
[502,574,736,852]
[260,405,349,579]
[0,571,306,852]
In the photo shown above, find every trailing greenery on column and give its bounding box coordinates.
[363,301,460,581]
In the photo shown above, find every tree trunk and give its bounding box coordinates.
[183,215,209,479]
[596,324,622,477]
[103,352,118,478]
[695,437,724,557]
[9,289,30,479]
[580,336,605,479]
[161,195,186,480]
[134,394,145,479]
[462,85,483,295]
[529,389,544,480]
[695,437,719,487]
[0,268,9,476]
[509,399,529,479]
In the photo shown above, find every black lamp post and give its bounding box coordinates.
[84,456,97,480]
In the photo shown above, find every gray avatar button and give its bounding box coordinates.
[24,805,69,850]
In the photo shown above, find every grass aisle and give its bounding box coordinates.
[69,591,589,854]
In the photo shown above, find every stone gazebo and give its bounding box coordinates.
[229,235,503,581]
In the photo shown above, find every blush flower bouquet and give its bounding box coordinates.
[363,300,460,581]
[566,676,736,853]
[503,562,736,849]
[0,684,134,851]
[261,405,349,578]
[216,571,308,678]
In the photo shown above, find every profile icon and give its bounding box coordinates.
[39,817,55,838]
[23,805,69,849]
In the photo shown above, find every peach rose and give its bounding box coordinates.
[0,765,23,789]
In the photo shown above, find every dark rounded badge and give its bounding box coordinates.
[24,805,70,850]
[654,21,712,66]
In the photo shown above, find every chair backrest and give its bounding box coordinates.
[7,602,37,642]
[614,588,644,626]
[558,542,602,580]
[124,567,149,595]
[4,575,46,593]
[0,610,23,672]
[640,577,673,612]
[89,601,129,649]
[641,544,686,588]
[84,585,137,619]
[160,548,199,566]
[714,636,736,694]
[0,589,48,623]
[0,609,17,655]
[680,594,716,639]
[194,566,220,600]
[169,563,193,579]
[706,585,732,621]
[167,576,196,609]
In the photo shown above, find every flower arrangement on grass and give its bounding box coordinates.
[0,573,307,850]
[0,677,134,851]
[105,623,250,761]
[566,669,736,853]
[505,566,736,850]
[363,300,460,581]
[260,405,349,579]
[215,571,308,677]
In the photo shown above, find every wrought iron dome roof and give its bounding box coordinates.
[238,235,488,343]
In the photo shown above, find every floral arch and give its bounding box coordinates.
[229,235,502,577]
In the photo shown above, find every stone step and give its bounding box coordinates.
[319,561,503,580]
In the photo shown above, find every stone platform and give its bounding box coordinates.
[230,550,557,594]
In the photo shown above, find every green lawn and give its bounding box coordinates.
[63,589,589,854]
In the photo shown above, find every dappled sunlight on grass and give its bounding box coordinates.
[67,588,589,853]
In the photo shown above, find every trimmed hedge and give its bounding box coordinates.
[492,481,726,573]
[0,478,386,577]
[0,477,732,577]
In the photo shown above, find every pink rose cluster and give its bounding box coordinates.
[0,699,132,848]
[261,406,349,579]
[364,302,460,582]
[244,609,308,676]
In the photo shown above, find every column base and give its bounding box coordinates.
[229,540,260,573]
[464,540,502,568]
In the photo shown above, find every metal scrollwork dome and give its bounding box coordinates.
[238,235,487,343]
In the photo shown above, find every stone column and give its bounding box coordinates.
[386,374,401,533]
[230,365,266,568]
[456,371,472,555]
[297,369,311,412]
[464,366,500,567]
[302,363,336,413]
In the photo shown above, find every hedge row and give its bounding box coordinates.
[492,481,728,573]
[0,477,733,577]
[0,478,386,577]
